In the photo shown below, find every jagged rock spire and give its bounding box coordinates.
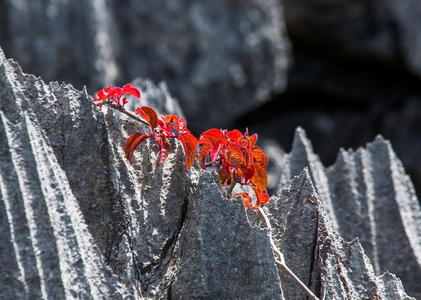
[0,47,418,299]
[268,170,415,299]
[276,128,421,298]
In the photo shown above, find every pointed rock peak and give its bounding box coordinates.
[333,135,394,167]
[0,46,5,60]
[291,126,314,154]
[329,147,360,173]
[288,127,322,176]
[333,147,351,166]
[364,134,392,152]
[379,272,416,300]
[0,48,26,81]
[285,168,318,199]
[82,85,89,97]
[374,134,387,142]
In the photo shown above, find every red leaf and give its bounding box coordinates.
[253,187,270,207]
[199,144,212,168]
[163,114,178,125]
[122,84,141,98]
[198,138,213,147]
[136,106,159,129]
[199,129,226,147]
[226,129,243,142]
[218,167,231,186]
[124,133,150,160]
[156,135,171,165]
[251,146,268,167]
[225,142,245,168]
[163,114,187,131]
[210,144,224,164]
[250,165,268,192]
[238,166,254,182]
[233,192,252,208]
[94,86,113,101]
[248,134,258,147]
[177,134,198,169]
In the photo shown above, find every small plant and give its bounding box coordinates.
[94,85,197,169]
[92,84,319,300]
[93,84,140,108]
[198,128,269,208]
[125,107,197,169]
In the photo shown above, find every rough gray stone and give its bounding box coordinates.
[0,47,417,299]
[171,171,284,299]
[0,46,285,299]
[267,170,415,300]
[129,78,184,117]
[0,0,289,131]
[276,127,421,299]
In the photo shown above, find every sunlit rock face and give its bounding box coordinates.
[0,47,418,299]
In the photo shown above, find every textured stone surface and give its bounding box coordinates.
[171,172,283,299]
[276,127,421,299]
[0,0,289,131]
[0,47,286,299]
[267,170,415,300]
[1,48,418,299]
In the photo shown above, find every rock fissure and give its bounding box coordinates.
[307,207,321,299]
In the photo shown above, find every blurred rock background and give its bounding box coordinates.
[1,0,421,197]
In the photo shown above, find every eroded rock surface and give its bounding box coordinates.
[0,48,418,299]
[276,128,421,299]
[0,46,284,299]
[267,170,415,300]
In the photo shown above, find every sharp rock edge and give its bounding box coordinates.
[267,169,415,300]
[0,46,286,299]
[276,127,421,299]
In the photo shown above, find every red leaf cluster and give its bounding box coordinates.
[125,106,198,169]
[93,83,141,108]
[198,129,270,208]
[93,84,271,209]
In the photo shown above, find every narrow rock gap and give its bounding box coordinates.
[139,195,189,294]
[307,209,320,299]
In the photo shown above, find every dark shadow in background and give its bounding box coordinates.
[237,42,421,201]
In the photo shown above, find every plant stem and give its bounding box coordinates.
[257,207,320,300]
[95,100,149,126]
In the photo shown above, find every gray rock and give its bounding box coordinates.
[0,47,416,299]
[129,78,184,117]
[267,169,415,300]
[171,171,284,299]
[0,46,285,299]
[0,0,289,131]
[276,127,421,299]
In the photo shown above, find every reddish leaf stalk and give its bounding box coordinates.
[92,85,198,169]
[95,99,149,126]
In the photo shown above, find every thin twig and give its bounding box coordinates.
[95,99,149,126]
[258,207,320,300]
